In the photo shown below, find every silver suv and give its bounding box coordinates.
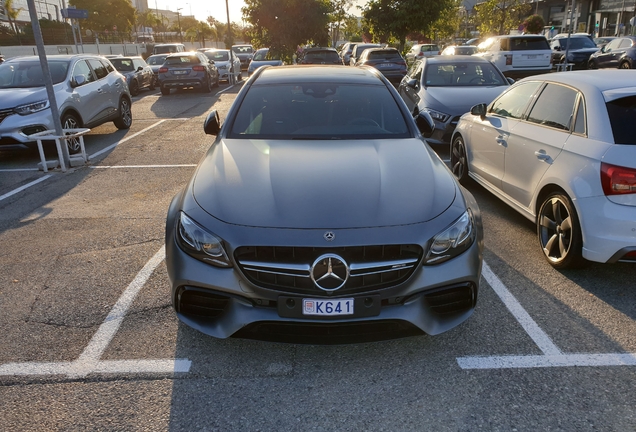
[0,54,132,153]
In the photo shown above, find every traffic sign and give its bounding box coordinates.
[61,8,88,19]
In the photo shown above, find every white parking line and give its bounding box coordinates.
[457,260,636,369]
[89,120,167,159]
[0,175,52,203]
[0,246,191,378]
[91,164,197,169]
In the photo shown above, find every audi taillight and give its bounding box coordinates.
[192,65,205,71]
[601,162,636,195]
[159,67,168,73]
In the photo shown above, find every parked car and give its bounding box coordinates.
[202,49,241,83]
[299,47,342,65]
[474,35,551,78]
[231,44,254,70]
[348,43,383,66]
[588,36,636,69]
[549,34,599,69]
[152,43,185,55]
[247,48,283,76]
[145,53,169,85]
[440,45,479,56]
[158,52,219,95]
[108,56,154,95]
[0,54,132,153]
[450,70,636,268]
[355,47,407,84]
[398,56,510,145]
[339,42,354,65]
[165,65,483,343]
[405,44,441,63]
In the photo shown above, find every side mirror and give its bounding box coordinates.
[470,103,487,118]
[203,110,221,135]
[415,111,434,137]
[71,75,86,87]
[209,60,215,65]
[553,46,562,51]
[506,77,515,85]
[406,78,418,89]
[137,66,143,71]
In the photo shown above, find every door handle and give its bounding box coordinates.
[535,150,550,161]
[496,137,507,146]
[97,88,103,93]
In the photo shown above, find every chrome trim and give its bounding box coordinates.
[349,258,419,271]
[239,261,311,272]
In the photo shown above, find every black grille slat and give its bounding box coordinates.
[177,288,230,318]
[235,245,422,295]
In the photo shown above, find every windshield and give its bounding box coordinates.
[367,50,402,60]
[303,51,339,62]
[147,55,167,65]
[165,55,198,65]
[424,62,506,86]
[253,49,270,61]
[204,51,229,62]
[228,83,410,139]
[110,58,134,71]
[0,60,69,88]
[232,46,253,54]
[558,37,597,49]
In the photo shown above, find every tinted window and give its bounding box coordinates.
[110,58,135,71]
[509,37,550,51]
[147,55,168,65]
[229,83,410,139]
[556,37,597,49]
[490,81,542,118]
[304,51,339,61]
[232,46,253,54]
[527,84,578,131]
[573,97,586,135]
[88,59,108,79]
[368,50,402,60]
[205,51,230,62]
[165,55,198,65]
[604,39,621,51]
[619,38,633,48]
[101,60,114,73]
[606,95,636,145]
[72,60,95,83]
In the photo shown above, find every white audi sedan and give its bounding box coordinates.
[450,70,636,268]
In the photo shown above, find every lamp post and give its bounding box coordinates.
[177,8,182,42]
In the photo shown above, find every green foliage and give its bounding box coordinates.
[70,0,136,33]
[523,14,544,34]
[474,0,531,35]
[429,0,462,41]
[243,0,332,61]
[362,0,454,50]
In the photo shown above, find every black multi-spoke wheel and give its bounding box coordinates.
[619,61,631,69]
[450,135,469,184]
[129,79,139,96]
[113,97,132,130]
[537,192,585,269]
[62,113,81,154]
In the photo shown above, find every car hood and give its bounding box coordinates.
[0,86,55,109]
[421,86,507,115]
[192,138,457,229]
[568,48,600,56]
[249,60,282,70]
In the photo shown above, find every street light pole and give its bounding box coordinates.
[177,8,182,42]
[225,0,233,84]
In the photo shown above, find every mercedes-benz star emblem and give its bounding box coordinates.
[310,253,349,292]
[324,231,335,241]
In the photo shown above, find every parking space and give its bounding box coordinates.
[0,83,634,429]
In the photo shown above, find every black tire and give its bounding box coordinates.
[149,76,156,90]
[202,74,213,93]
[619,61,631,69]
[213,74,220,88]
[237,71,242,82]
[450,135,469,185]
[588,60,597,69]
[129,79,139,96]
[113,97,132,130]
[61,113,82,154]
[161,86,170,95]
[537,192,586,269]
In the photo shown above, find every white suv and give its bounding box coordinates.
[474,35,551,78]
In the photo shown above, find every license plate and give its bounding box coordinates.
[378,63,394,67]
[303,298,354,316]
[173,70,187,75]
[525,55,537,59]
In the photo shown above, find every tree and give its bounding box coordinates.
[69,0,136,34]
[329,0,352,46]
[474,0,531,36]
[522,14,544,34]
[136,10,160,35]
[3,0,23,44]
[362,0,454,52]
[428,0,462,42]
[243,0,332,61]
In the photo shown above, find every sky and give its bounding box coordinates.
[151,0,365,25]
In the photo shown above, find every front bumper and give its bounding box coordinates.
[0,108,55,145]
[165,189,484,342]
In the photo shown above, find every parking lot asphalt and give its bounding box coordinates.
[0,83,634,431]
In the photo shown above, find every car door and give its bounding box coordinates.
[133,58,151,88]
[596,39,622,68]
[69,59,105,126]
[467,81,542,190]
[86,58,116,122]
[398,61,423,113]
[501,83,578,208]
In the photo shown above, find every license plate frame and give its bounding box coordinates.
[277,295,381,319]
[303,298,354,316]
[173,70,188,75]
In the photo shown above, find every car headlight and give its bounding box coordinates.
[424,108,450,123]
[176,212,232,268]
[423,210,475,265]
[14,100,49,115]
